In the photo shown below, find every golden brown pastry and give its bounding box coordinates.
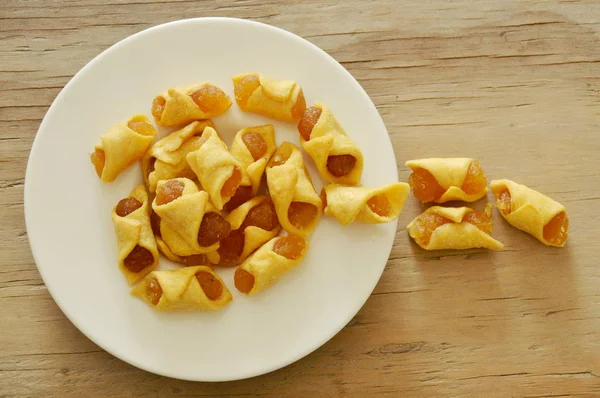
[322,183,410,225]
[407,205,503,250]
[90,114,156,182]
[298,103,364,185]
[111,185,159,284]
[132,266,232,311]
[142,120,214,193]
[266,142,322,237]
[232,72,306,122]
[151,178,231,257]
[207,196,280,266]
[186,127,249,211]
[406,158,488,203]
[151,83,231,127]
[234,235,308,295]
[490,179,568,247]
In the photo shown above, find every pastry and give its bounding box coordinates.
[151,83,231,127]
[90,114,156,182]
[490,179,568,247]
[151,178,231,257]
[132,266,232,311]
[266,142,322,237]
[111,185,159,284]
[142,120,214,193]
[298,103,363,185]
[226,125,277,211]
[322,183,410,225]
[207,196,280,266]
[232,72,306,122]
[186,127,249,211]
[234,235,308,295]
[406,158,488,203]
[407,205,503,250]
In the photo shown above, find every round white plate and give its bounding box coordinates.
[25,18,398,382]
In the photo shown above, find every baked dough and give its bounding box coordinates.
[301,102,364,185]
[142,120,214,193]
[266,142,322,237]
[131,266,232,311]
[91,114,156,182]
[235,236,309,295]
[407,206,503,250]
[229,125,277,194]
[490,179,568,247]
[232,72,306,122]
[405,158,488,203]
[322,183,410,225]
[207,196,281,265]
[186,127,249,210]
[151,83,231,127]
[152,178,222,256]
[111,185,159,284]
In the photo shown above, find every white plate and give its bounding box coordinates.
[25,18,398,382]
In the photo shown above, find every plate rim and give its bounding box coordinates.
[24,16,399,382]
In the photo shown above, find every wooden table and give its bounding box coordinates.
[2,0,600,396]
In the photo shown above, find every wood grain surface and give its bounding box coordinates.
[2,0,600,396]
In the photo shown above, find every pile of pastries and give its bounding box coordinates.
[91,74,410,312]
[91,74,569,313]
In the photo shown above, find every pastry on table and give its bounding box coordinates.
[234,234,308,296]
[266,142,322,237]
[225,125,277,211]
[232,72,306,122]
[298,102,364,185]
[186,126,249,211]
[406,158,488,203]
[142,120,214,193]
[151,178,231,257]
[407,205,503,250]
[111,185,159,284]
[132,266,232,311]
[151,82,231,127]
[207,196,281,266]
[90,114,156,182]
[321,183,410,225]
[490,179,568,247]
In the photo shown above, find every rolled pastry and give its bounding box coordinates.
[132,266,232,311]
[322,183,410,225]
[232,72,306,122]
[298,103,364,185]
[151,82,231,127]
[229,125,277,195]
[234,235,308,295]
[406,158,488,203]
[90,114,157,182]
[266,142,322,237]
[207,196,281,266]
[111,185,159,284]
[142,120,214,193]
[152,178,230,257]
[407,205,503,250]
[186,127,249,211]
[490,179,568,247]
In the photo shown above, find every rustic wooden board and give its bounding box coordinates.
[1,0,599,396]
